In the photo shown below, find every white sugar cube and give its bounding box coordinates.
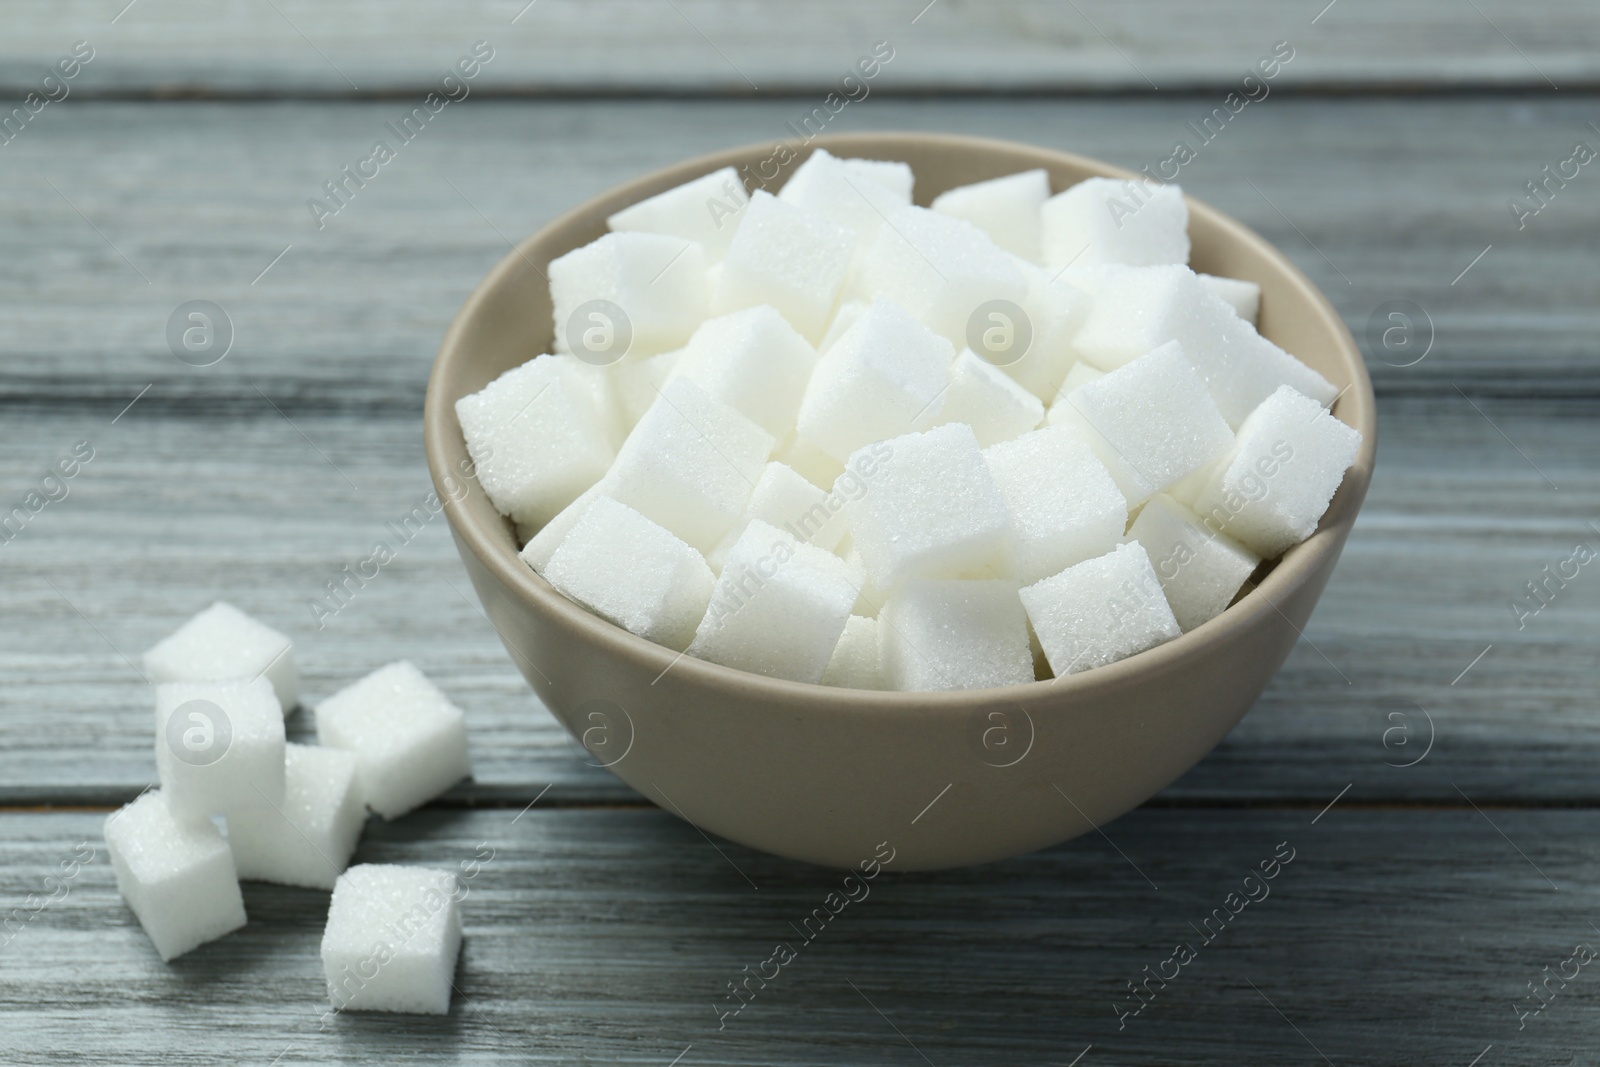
[985,425,1127,582]
[455,354,618,529]
[776,432,846,490]
[1127,494,1260,631]
[155,677,286,817]
[549,231,708,358]
[543,496,714,648]
[931,169,1051,262]
[821,615,884,689]
[1020,542,1182,677]
[103,790,247,960]
[1190,385,1362,558]
[610,348,681,430]
[607,165,749,261]
[997,259,1091,401]
[932,348,1044,447]
[819,299,868,352]
[322,864,462,1016]
[143,601,296,713]
[227,743,366,890]
[879,579,1033,691]
[671,305,819,438]
[795,299,955,462]
[841,423,1014,589]
[519,478,613,570]
[1049,341,1234,505]
[687,520,860,683]
[779,149,911,239]
[1041,177,1189,269]
[1054,361,1105,401]
[606,375,775,553]
[315,662,471,820]
[711,190,855,342]
[1198,273,1260,324]
[709,461,845,570]
[839,157,914,202]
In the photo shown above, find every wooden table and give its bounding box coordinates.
[3,3,1597,1063]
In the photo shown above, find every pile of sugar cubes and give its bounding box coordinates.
[458,149,1362,690]
[101,601,472,1016]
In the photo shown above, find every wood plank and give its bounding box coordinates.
[2,0,1596,95]
[1,807,1595,1064]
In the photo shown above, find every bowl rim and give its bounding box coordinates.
[425,130,1377,711]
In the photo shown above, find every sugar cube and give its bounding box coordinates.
[321,864,462,1016]
[687,520,860,683]
[879,579,1033,691]
[543,496,714,648]
[932,348,1045,447]
[455,354,619,529]
[841,424,1014,589]
[609,348,681,430]
[227,743,366,890]
[315,662,471,820]
[519,479,613,570]
[776,432,846,489]
[103,790,247,960]
[549,231,709,358]
[985,425,1127,582]
[819,299,868,353]
[1054,361,1105,401]
[779,149,912,239]
[1198,273,1260,324]
[606,375,775,553]
[143,601,297,713]
[607,165,749,261]
[1127,495,1260,631]
[711,190,855,342]
[1041,177,1189,269]
[671,305,819,439]
[709,461,845,570]
[839,157,915,202]
[1190,385,1362,558]
[155,677,286,816]
[821,615,884,689]
[996,259,1091,401]
[1020,542,1182,677]
[795,299,955,463]
[931,169,1051,263]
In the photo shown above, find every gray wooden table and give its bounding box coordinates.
[3,3,1598,1063]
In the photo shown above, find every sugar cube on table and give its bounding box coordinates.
[321,864,462,1016]
[455,354,619,530]
[711,190,856,342]
[142,601,297,713]
[687,520,860,684]
[103,790,247,961]
[607,165,749,261]
[931,348,1045,447]
[606,375,775,554]
[315,662,471,820]
[155,677,286,816]
[778,148,912,245]
[879,579,1033,691]
[931,169,1051,263]
[985,425,1127,583]
[1020,542,1183,678]
[709,461,845,571]
[821,615,884,689]
[1198,273,1261,324]
[841,423,1015,590]
[1190,385,1362,558]
[671,305,819,439]
[795,299,955,463]
[1040,177,1190,270]
[1127,494,1261,631]
[549,231,709,359]
[543,496,714,648]
[998,259,1090,401]
[227,743,366,890]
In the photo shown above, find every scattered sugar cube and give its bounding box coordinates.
[1020,542,1182,677]
[879,579,1033,691]
[795,299,955,463]
[931,169,1051,262]
[606,375,775,553]
[1049,341,1234,505]
[671,305,819,438]
[549,231,709,358]
[315,662,471,820]
[998,259,1091,401]
[1198,273,1260,324]
[155,677,286,817]
[519,479,613,570]
[227,743,366,890]
[103,790,247,960]
[544,496,714,649]
[610,348,682,430]
[841,423,1014,589]
[932,348,1045,447]
[455,354,619,529]
[822,615,884,689]
[709,461,845,570]
[321,864,462,1016]
[776,432,845,489]
[1127,494,1260,631]
[143,601,297,713]
[712,190,855,342]
[985,425,1127,583]
[1041,177,1189,269]
[687,520,860,683]
[607,165,749,261]
[1190,385,1362,558]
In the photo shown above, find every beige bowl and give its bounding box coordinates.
[424,132,1376,871]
